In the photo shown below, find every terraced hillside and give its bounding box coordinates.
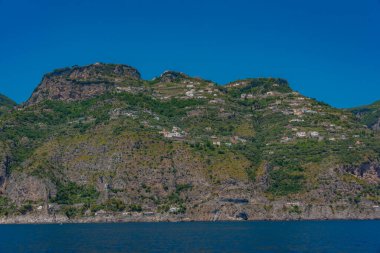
[0,63,379,223]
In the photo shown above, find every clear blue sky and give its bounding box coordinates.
[0,0,379,108]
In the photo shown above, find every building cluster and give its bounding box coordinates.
[160,126,186,139]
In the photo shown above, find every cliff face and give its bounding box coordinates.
[372,120,380,131]
[27,63,141,105]
[0,63,380,223]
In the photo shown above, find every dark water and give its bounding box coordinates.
[0,220,379,253]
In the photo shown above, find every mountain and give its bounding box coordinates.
[0,93,16,116]
[1,63,380,223]
[350,101,380,131]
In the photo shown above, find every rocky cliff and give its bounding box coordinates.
[27,63,141,105]
[0,63,379,223]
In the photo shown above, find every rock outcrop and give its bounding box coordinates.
[27,63,141,105]
[156,71,192,83]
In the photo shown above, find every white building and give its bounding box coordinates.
[310,131,319,138]
[213,141,221,146]
[185,90,195,97]
[296,132,307,138]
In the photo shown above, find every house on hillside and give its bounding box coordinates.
[310,131,320,138]
[296,132,307,138]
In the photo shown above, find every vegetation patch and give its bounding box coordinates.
[53,182,99,205]
[267,166,305,196]
[0,196,16,217]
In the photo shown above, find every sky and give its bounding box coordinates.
[0,0,379,108]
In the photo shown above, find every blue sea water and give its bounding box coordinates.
[0,220,379,253]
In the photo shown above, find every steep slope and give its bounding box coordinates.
[0,94,16,208]
[0,93,16,116]
[350,101,380,130]
[0,63,380,223]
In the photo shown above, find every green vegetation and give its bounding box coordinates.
[268,167,305,196]
[102,199,127,212]
[175,183,193,193]
[156,183,191,214]
[87,198,128,214]
[0,93,16,116]
[350,100,380,128]
[53,182,99,205]
[18,203,33,215]
[288,205,302,214]
[62,206,81,219]
[355,184,380,204]
[1,63,380,221]
[129,204,142,212]
[0,196,15,217]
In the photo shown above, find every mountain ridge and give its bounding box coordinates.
[1,63,380,223]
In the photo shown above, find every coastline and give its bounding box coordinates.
[2,201,380,225]
[1,213,380,225]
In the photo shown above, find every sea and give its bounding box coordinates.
[0,220,379,253]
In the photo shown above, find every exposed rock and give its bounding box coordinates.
[0,141,13,193]
[1,63,380,223]
[156,71,191,83]
[5,173,56,204]
[371,118,380,131]
[342,162,380,183]
[0,153,10,191]
[27,63,141,105]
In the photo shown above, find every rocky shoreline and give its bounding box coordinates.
[1,210,380,225]
[2,197,380,224]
